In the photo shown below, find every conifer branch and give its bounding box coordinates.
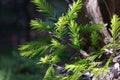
[30,19,51,31]
[32,0,54,18]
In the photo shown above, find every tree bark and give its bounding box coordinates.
[84,0,120,80]
[85,0,111,44]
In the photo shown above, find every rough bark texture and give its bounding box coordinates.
[83,0,120,80]
[85,0,111,44]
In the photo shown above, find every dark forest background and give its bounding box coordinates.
[0,0,45,80]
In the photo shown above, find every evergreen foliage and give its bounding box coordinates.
[30,19,51,31]
[19,0,120,79]
[19,39,50,58]
[43,65,55,80]
[102,14,120,54]
[66,0,82,20]
[32,0,54,18]
[110,15,120,41]
[90,31,99,46]
[68,20,81,48]
[109,15,120,50]
[79,24,103,33]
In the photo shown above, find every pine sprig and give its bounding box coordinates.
[19,39,50,58]
[50,39,61,48]
[30,19,51,31]
[55,15,68,38]
[50,38,67,58]
[79,24,103,33]
[103,14,120,54]
[68,20,81,48]
[65,54,100,80]
[38,54,59,64]
[32,0,54,17]
[110,14,120,43]
[43,65,55,80]
[37,38,66,65]
[92,55,112,76]
[90,31,99,46]
[67,0,82,20]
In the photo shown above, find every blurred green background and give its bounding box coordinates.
[0,51,44,80]
[0,0,68,80]
[0,0,42,80]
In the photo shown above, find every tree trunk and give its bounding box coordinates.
[85,0,111,44]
